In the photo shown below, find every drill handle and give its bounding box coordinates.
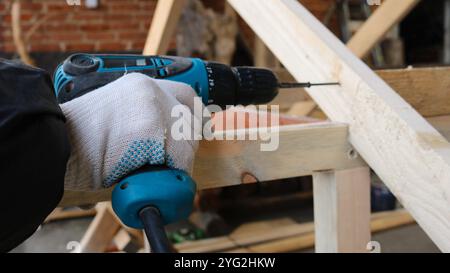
[111,165,196,252]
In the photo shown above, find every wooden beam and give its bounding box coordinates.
[176,210,415,253]
[228,0,450,251]
[79,203,121,253]
[376,67,450,117]
[277,67,450,117]
[44,208,96,223]
[60,114,450,208]
[347,0,420,59]
[313,167,371,253]
[60,122,366,207]
[143,0,187,55]
[11,1,34,66]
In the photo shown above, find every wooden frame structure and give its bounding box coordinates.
[62,0,450,253]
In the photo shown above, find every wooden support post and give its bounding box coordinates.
[347,0,420,59]
[79,203,121,253]
[11,0,34,65]
[313,167,371,253]
[277,66,450,118]
[143,0,187,55]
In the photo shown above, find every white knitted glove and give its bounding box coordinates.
[61,73,201,191]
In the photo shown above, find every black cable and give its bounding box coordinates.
[139,206,174,253]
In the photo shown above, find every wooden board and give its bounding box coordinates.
[60,122,365,207]
[176,210,415,253]
[195,123,364,189]
[143,0,187,55]
[313,167,371,253]
[228,0,450,251]
[377,67,450,117]
[79,203,121,253]
[276,67,450,117]
[44,208,96,223]
[347,0,421,59]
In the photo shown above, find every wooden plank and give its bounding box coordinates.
[313,167,371,253]
[176,237,236,253]
[79,203,121,253]
[113,229,133,251]
[246,210,415,253]
[377,67,450,117]
[195,123,364,190]
[60,115,450,208]
[428,115,450,138]
[143,0,187,55]
[177,210,415,253]
[277,67,450,117]
[287,101,317,116]
[230,219,314,247]
[246,232,315,253]
[228,0,450,252]
[11,1,34,65]
[44,208,96,223]
[60,122,365,207]
[347,0,420,59]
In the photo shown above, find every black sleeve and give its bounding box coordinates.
[0,59,70,252]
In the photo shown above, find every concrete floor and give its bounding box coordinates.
[11,217,440,253]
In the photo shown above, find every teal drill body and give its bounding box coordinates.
[54,53,281,108]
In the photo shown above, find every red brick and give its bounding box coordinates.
[50,33,85,41]
[118,32,145,41]
[80,24,110,32]
[140,1,157,10]
[104,14,133,21]
[30,43,63,52]
[20,2,43,11]
[131,41,146,50]
[86,32,116,41]
[47,3,74,12]
[97,42,127,51]
[42,24,79,32]
[72,13,104,21]
[65,42,96,52]
[2,43,18,52]
[108,3,140,13]
[2,13,34,22]
[108,22,140,31]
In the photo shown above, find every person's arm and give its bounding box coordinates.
[0,59,70,252]
[0,61,200,252]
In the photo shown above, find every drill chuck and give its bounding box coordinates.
[205,62,279,108]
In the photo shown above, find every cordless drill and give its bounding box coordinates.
[54,54,338,252]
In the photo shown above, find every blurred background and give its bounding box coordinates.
[0,0,446,253]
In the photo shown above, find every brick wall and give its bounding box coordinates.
[0,0,157,53]
[0,0,335,54]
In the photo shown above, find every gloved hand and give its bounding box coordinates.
[61,73,202,191]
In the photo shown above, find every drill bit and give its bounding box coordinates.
[278,82,340,89]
